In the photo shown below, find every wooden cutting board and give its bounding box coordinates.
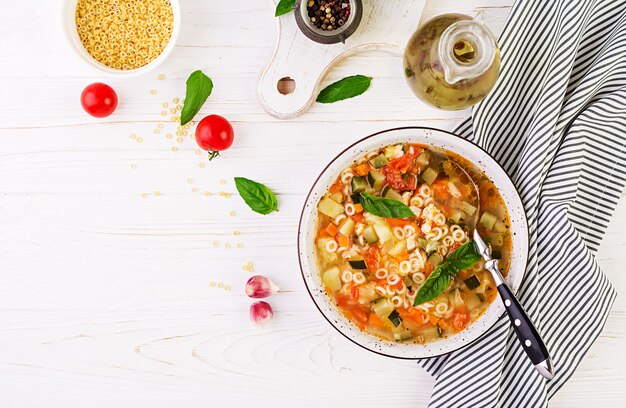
[258,0,427,119]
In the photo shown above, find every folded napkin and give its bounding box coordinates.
[419,0,626,406]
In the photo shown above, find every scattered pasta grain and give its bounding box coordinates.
[158,74,165,80]
[229,211,236,216]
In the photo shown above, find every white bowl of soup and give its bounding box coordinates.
[297,127,528,359]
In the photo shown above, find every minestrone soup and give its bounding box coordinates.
[315,144,512,343]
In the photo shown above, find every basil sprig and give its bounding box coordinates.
[317,75,372,104]
[275,0,295,16]
[413,240,481,306]
[359,192,414,219]
[181,70,213,126]
[234,177,279,215]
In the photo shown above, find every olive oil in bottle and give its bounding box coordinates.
[403,14,500,110]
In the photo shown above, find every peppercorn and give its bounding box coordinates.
[307,0,351,32]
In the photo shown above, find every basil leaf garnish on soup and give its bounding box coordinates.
[360,192,415,218]
[181,70,213,126]
[414,241,482,306]
[316,75,372,104]
[412,264,454,306]
[314,143,513,343]
[446,240,482,270]
[234,177,278,215]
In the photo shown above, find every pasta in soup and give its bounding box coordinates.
[315,144,512,343]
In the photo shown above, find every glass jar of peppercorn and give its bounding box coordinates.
[295,0,363,44]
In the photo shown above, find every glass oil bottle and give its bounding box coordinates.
[403,13,500,110]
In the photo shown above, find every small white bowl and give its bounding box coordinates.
[62,0,181,77]
[298,127,529,359]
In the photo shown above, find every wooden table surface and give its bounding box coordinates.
[1,1,624,407]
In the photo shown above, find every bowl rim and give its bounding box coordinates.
[297,126,530,360]
[62,0,181,77]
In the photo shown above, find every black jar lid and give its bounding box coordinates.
[294,0,363,44]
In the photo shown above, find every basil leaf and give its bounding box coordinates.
[316,75,372,104]
[181,70,213,126]
[413,264,453,306]
[360,193,414,219]
[447,240,481,270]
[275,0,295,16]
[412,240,481,305]
[234,177,279,215]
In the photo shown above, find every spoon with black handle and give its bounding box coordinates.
[448,160,554,380]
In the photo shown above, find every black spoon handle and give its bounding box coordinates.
[497,282,554,379]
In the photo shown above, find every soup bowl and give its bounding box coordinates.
[297,127,528,359]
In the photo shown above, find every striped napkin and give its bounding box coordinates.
[419,0,626,406]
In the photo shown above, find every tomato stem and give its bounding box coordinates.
[208,150,220,161]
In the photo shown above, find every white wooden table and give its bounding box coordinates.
[1,1,624,407]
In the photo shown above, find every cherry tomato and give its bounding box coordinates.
[80,83,118,118]
[195,114,234,160]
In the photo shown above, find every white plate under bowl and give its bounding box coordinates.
[62,0,181,77]
[297,127,528,359]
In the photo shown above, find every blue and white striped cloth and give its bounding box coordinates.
[420,0,626,406]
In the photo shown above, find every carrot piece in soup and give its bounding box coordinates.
[352,212,365,222]
[385,218,410,227]
[329,181,343,193]
[354,203,363,213]
[350,306,369,324]
[423,261,434,275]
[337,235,350,248]
[354,163,371,176]
[350,285,360,301]
[398,308,424,324]
[325,223,338,237]
[367,312,386,329]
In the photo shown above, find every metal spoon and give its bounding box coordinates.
[447,160,554,380]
